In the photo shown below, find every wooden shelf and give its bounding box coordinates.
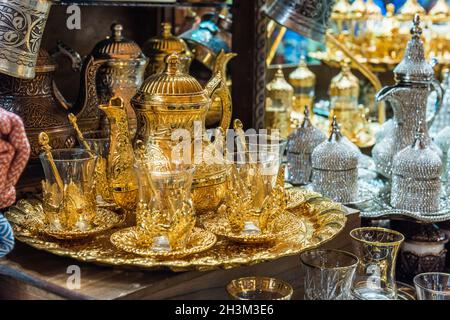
[55,0,230,8]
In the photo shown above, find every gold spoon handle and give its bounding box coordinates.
[68,113,91,152]
[38,132,64,191]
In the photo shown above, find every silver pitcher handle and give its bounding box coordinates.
[427,79,444,127]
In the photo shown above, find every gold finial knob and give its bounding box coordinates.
[165,53,180,75]
[161,22,173,37]
[411,14,422,38]
[330,116,342,139]
[386,3,395,16]
[112,23,124,41]
[38,132,51,152]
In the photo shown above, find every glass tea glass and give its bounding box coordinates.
[246,132,287,163]
[414,272,450,300]
[350,227,405,300]
[40,149,97,232]
[300,249,359,300]
[135,162,196,252]
[82,130,113,204]
[226,277,293,300]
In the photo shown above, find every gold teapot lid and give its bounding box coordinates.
[91,23,145,60]
[397,0,425,22]
[332,0,351,21]
[143,22,189,56]
[289,56,316,87]
[267,66,294,93]
[329,60,359,97]
[133,53,208,106]
[349,0,366,20]
[429,0,450,22]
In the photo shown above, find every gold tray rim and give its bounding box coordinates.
[7,188,347,272]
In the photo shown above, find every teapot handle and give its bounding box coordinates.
[50,41,82,72]
[49,41,84,110]
[427,79,444,127]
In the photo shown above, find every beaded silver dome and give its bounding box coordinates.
[287,107,326,185]
[393,15,435,83]
[311,117,359,203]
[391,123,443,213]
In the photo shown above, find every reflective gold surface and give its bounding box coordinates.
[6,188,346,271]
[266,67,293,138]
[202,210,303,244]
[6,199,124,240]
[110,227,217,259]
[131,52,234,213]
[227,277,293,300]
[143,22,191,77]
[100,97,138,211]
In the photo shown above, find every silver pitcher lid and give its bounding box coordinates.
[311,117,359,170]
[287,107,326,154]
[393,14,435,84]
[392,122,442,179]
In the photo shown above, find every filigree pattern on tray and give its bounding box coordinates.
[6,191,347,272]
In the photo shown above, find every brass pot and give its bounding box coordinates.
[0,49,76,190]
[131,52,234,213]
[142,22,191,77]
[91,23,148,135]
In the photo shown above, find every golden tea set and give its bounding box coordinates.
[5,22,347,266]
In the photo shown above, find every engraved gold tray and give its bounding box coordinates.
[6,188,347,272]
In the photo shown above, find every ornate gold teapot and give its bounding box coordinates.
[0,47,103,190]
[131,51,235,213]
[91,23,148,134]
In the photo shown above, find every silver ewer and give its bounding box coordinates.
[372,15,444,178]
[287,107,326,185]
[311,117,359,203]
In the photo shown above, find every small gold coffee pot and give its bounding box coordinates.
[131,51,234,213]
[142,22,192,77]
[91,23,148,135]
[265,67,293,138]
[329,60,362,144]
[288,57,316,122]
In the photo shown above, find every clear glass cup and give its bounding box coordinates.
[226,277,293,300]
[414,272,450,300]
[246,132,287,163]
[82,130,113,204]
[350,227,405,300]
[40,149,97,232]
[135,162,196,252]
[300,249,359,300]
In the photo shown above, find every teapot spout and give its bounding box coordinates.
[204,50,236,98]
[204,50,237,130]
[375,85,399,103]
